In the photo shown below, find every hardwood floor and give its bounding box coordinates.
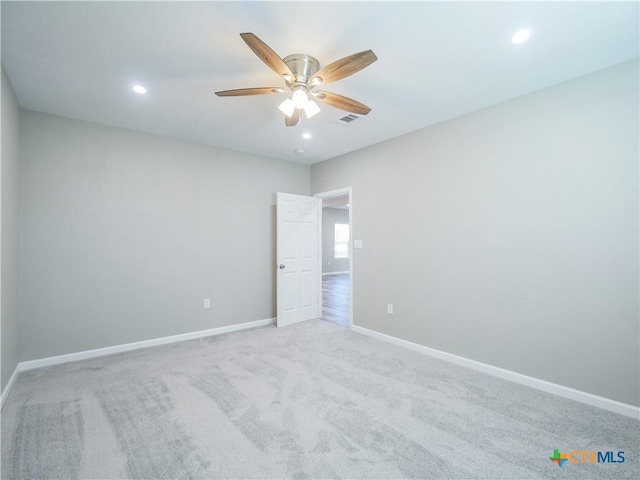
[322,273,350,327]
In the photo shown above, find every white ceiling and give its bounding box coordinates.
[2,1,638,165]
[323,195,350,209]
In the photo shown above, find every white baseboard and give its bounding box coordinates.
[322,271,350,276]
[351,325,639,420]
[1,364,21,409]
[19,318,275,372]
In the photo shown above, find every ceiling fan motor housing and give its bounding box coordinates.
[283,54,320,85]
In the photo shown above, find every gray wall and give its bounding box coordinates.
[19,111,310,361]
[311,60,639,407]
[322,207,350,274]
[1,67,21,392]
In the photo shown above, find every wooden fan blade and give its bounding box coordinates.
[312,50,377,85]
[240,33,294,79]
[285,109,300,127]
[314,91,371,115]
[215,87,282,97]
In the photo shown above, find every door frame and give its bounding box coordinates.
[314,187,353,327]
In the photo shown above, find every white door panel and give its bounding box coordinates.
[276,192,320,327]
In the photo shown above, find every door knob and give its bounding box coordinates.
[279,264,285,269]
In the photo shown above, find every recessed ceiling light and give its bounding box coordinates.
[132,85,147,94]
[295,149,305,155]
[302,132,312,140]
[510,29,531,45]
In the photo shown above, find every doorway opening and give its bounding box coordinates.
[315,188,352,327]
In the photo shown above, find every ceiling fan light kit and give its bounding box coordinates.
[215,33,377,127]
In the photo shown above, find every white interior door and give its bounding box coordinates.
[276,192,320,327]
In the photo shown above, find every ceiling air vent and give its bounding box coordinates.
[337,114,359,125]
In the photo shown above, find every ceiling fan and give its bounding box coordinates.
[215,33,378,127]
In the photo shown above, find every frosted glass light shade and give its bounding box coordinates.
[291,89,308,109]
[278,98,295,117]
[304,100,320,119]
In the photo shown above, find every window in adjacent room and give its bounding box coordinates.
[334,223,349,259]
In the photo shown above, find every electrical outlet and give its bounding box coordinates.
[203,298,211,309]
[387,303,394,315]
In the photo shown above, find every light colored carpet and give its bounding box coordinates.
[1,320,638,479]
